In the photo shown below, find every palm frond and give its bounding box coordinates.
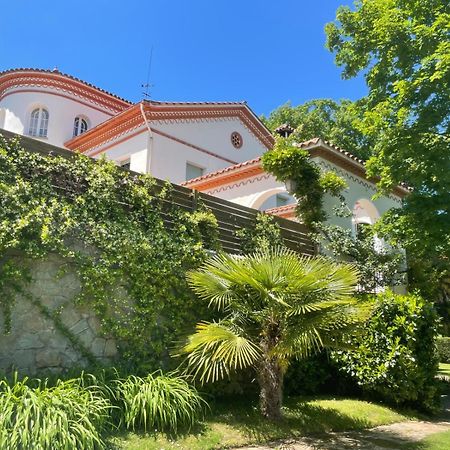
[275,298,374,358]
[179,321,261,383]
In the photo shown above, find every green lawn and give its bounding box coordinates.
[438,363,450,377]
[406,430,450,450]
[108,396,416,450]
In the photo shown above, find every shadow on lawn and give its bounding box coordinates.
[211,397,375,442]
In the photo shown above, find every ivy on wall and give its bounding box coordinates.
[0,135,219,373]
[262,136,405,292]
[261,137,347,228]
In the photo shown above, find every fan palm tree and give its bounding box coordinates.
[179,247,371,421]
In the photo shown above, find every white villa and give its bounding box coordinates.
[0,68,409,233]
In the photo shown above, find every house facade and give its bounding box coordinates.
[0,68,408,234]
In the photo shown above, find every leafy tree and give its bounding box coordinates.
[333,290,440,411]
[179,248,371,420]
[326,0,450,301]
[261,99,373,160]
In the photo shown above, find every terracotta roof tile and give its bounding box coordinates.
[146,100,248,106]
[182,137,411,195]
[181,156,262,187]
[265,204,297,215]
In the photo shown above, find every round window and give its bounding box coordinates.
[231,132,243,149]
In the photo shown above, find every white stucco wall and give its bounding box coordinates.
[197,156,403,234]
[201,172,289,209]
[0,89,113,147]
[86,117,268,185]
[313,157,403,231]
[153,118,266,165]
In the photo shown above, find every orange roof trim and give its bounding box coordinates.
[182,157,263,191]
[0,68,132,114]
[183,137,411,198]
[65,101,275,152]
[265,203,297,220]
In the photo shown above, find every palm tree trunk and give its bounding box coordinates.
[257,325,283,421]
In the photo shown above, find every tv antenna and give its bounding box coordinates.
[141,46,154,99]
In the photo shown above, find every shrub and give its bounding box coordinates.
[333,290,440,411]
[0,375,111,450]
[114,371,206,433]
[437,336,450,363]
[284,352,358,396]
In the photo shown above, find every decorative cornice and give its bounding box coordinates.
[182,157,263,191]
[316,160,403,205]
[0,69,131,114]
[206,173,272,195]
[186,138,409,200]
[65,102,274,153]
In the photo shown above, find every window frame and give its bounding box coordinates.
[73,116,89,137]
[185,162,205,181]
[28,107,49,138]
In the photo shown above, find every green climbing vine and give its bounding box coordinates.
[262,136,405,292]
[0,135,220,373]
[261,136,347,228]
[235,213,283,254]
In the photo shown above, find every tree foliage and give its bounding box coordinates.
[315,222,406,293]
[261,99,373,160]
[262,137,348,227]
[326,0,450,300]
[333,290,440,411]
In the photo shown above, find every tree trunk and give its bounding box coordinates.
[257,354,283,421]
[257,323,283,421]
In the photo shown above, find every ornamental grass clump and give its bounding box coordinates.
[0,375,112,450]
[114,371,206,433]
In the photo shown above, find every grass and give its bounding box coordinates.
[438,363,450,377]
[0,375,111,450]
[404,430,450,450]
[108,396,416,450]
[113,372,206,433]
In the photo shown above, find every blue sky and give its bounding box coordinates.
[0,0,366,116]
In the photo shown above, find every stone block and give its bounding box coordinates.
[60,306,82,329]
[17,334,44,350]
[13,349,35,369]
[104,339,118,358]
[36,349,61,368]
[91,338,106,357]
[69,318,90,335]
[25,314,48,333]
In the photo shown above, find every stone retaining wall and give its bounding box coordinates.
[0,254,117,374]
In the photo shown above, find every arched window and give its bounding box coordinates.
[28,108,49,137]
[73,116,88,137]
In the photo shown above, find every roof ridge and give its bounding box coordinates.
[146,100,248,106]
[295,137,366,165]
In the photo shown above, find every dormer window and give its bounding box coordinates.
[73,116,88,137]
[28,108,49,137]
